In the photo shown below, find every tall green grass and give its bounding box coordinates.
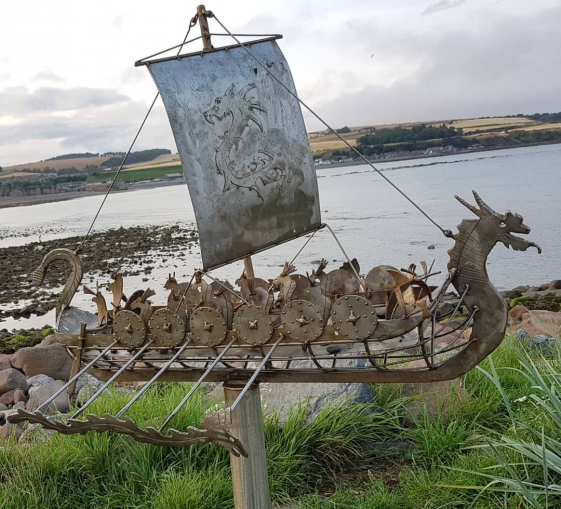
[1,335,560,508]
[447,341,561,508]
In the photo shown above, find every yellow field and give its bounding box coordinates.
[122,161,182,172]
[123,154,180,170]
[3,156,109,172]
[511,122,561,132]
[444,117,534,133]
[309,139,357,152]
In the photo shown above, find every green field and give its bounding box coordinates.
[87,164,183,184]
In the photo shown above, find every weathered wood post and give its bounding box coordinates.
[224,382,271,509]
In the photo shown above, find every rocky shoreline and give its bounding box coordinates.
[1,222,559,327]
[0,224,199,323]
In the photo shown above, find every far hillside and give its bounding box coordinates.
[1,149,173,177]
[308,112,561,160]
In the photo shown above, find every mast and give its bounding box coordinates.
[195,8,269,508]
[197,5,255,279]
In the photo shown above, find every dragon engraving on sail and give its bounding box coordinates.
[9,6,541,508]
[204,83,303,198]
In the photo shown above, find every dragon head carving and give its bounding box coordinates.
[455,190,542,253]
[203,83,266,132]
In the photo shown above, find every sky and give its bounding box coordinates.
[0,0,560,166]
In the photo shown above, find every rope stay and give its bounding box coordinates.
[77,14,199,252]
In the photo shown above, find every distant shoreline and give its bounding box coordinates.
[1,141,558,210]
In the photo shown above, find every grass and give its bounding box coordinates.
[86,164,184,184]
[1,335,560,508]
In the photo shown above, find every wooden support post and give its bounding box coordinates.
[197,5,212,50]
[243,255,255,279]
[67,322,87,395]
[224,382,271,509]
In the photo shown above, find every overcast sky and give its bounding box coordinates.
[1,0,560,166]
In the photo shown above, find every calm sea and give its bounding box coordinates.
[1,144,558,324]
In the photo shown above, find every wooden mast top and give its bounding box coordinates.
[197,5,213,50]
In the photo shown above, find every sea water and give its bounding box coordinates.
[0,143,558,323]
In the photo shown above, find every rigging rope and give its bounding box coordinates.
[76,14,199,253]
[210,13,453,239]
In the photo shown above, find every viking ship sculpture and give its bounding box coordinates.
[9,5,541,507]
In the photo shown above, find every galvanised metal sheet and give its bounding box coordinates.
[147,40,321,270]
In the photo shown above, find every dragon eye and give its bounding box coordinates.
[215,99,221,105]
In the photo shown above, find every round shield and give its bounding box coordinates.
[148,308,186,347]
[233,304,274,346]
[113,310,147,347]
[190,307,228,347]
[281,299,324,342]
[332,295,378,340]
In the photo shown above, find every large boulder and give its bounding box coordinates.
[11,344,73,381]
[0,354,13,371]
[0,409,24,440]
[507,310,561,338]
[0,368,29,396]
[259,382,375,423]
[509,304,530,323]
[0,388,26,406]
[399,368,466,425]
[26,380,69,414]
[26,374,56,388]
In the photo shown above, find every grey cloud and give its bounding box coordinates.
[422,0,468,16]
[305,5,561,129]
[0,99,174,165]
[0,86,130,115]
[32,70,65,83]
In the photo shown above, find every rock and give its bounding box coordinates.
[522,310,561,334]
[13,401,26,410]
[26,374,56,388]
[57,308,98,334]
[259,382,375,423]
[26,380,70,414]
[0,354,14,371]
[11,344,73,381]
[74,374,103,405]
[509,304,529,323]
[74,373,102,394]
[18,423,55,442]
[0,389,18,406]
[549,280,561,290]
[399,373,466,425]
[507,310,561,338]
[427,244,435,250]
[515,329,530,340]
[530,334,555,356]
[0,403,8,412]
[39,335,59,346]
[0,409,24,440]
[0,368,29,396]
[326,345,342,354]
[14,389,26,404]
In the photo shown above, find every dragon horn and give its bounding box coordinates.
[454,194,482,218]
[225,84,236,97]
[472,190,504,219]
[247,114,264,133]
[239,84,256,98]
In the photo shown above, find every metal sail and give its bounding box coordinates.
[144,38,322,270]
